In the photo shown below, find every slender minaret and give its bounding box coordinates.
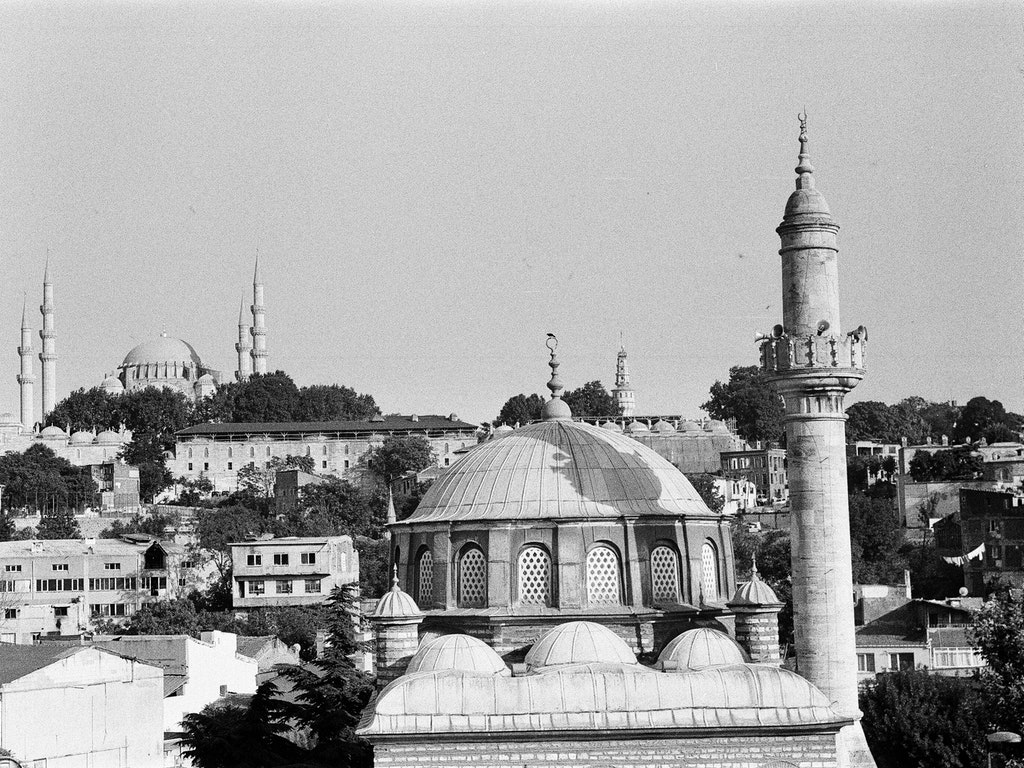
[16,297,35,430]
[611,339,636,417]
[235,295,252,381]
[250,254,267,375]
[760,114,873,768]
[38,260,57,421]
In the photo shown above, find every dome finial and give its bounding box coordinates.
[541,334,572,421]
[391,563,400,590]
[795,109,815,190]
[751,551,760,579]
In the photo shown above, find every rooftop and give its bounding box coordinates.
[0,643,84,685]
[177,415,478,438]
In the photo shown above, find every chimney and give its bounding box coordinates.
[409,414,419,422]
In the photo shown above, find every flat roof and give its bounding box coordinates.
[177,415,478,437]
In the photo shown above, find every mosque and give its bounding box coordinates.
[359,119,876,768]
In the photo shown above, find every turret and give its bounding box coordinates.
[16,298,35,430]
[727,558,784,666]
[611,342,636,418]
[38,259,57,421]
[250,254,267,375]
[369,567,424,686]
[235,295,252,381]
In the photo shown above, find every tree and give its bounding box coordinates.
[562,381,619,419]
[849,493,904,584]
[194,505,266,576]
[46,387,119,432]
[229,371,302,423]
[119,434,173,502]
[298,384,378,422]
[846,401,900,443]
[116,387,194,446]
[860,669,992,768]
[234,455,312,509]
[368,436,435,481]
[909,446,982,482]
[37,508,82,540]
[702,366,784,444]
[277,478,381,540]
[685,473,724,514]
[104,597,204,636]
[971,589,1024,730]
[177,473,214,506]
[0,444,99,514]
[99,510,179,539]
[494,393,544,426]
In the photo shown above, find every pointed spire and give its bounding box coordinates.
[238,294,247,325]
[21,294,28,329]
[43,251,51,284]
[253,250,263,284]
[386,487,397,526]
[795,110,815,190]
[751,551,760,580]
[541,334,571,421]
[390,563,400,591]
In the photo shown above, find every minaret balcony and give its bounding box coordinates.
[759,331,866,375]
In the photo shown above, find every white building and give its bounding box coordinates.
[0,643,164,767]
[230,536,359,609]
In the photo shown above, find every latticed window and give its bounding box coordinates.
[517,546,552,606]
[458,547,487,607]
[701,541,719,600]
[650,545,680,603]
[586,545,621,606]
[416,550,434,606]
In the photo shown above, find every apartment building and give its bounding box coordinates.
[229,535,359,609]
[720,446,788,503]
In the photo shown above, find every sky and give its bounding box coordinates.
[0,1,1021,425]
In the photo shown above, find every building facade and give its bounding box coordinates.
[229,536,360,609]
[720,446,788,504]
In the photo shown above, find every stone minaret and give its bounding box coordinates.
[235,295,252,381]
[16,298,35,430]
[250,255,268,375]
[38,260,57,421]
[760,114,873,767]
[611,342,636,417]
[370,567,424,686]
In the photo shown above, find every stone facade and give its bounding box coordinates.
[732,607,782,665]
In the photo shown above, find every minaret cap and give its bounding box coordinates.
[541,334,572,422]
[253,251,263,284]
[238,295,248,325]
[783,111,832,218]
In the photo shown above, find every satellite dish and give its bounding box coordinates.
[771,324,785,338]
[816,320,830,335]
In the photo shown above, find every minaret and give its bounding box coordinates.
[16,297,36,430]
[760,114,873,768]
[611,341,636,417]
[235,295,252,381]
[38,260,57,421]
[250,254,268,375]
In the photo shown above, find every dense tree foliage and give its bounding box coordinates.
[494,393,544,426]
[194,505,267,576]
[0,444,99,514]
[845,395,1021,446]
[685,473,724,514]
[118,434,173,502]
[849,492,904,584]
[99,510,180,539]
[297,384,378,422]
[971,589,1024,729]
[562,380,620,419]
[955,396,1023,445]
[702,366,784,444]
[908,446,983,482]
[198,373,379,424]
[367,435,435,481]
[730,521,793,645]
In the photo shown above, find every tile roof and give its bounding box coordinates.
[0,643,87,685]
[236,636,276,659]
[854,625,926,648]
[929,627,975,648]
[176,415,478,437]
[0,539,146,557]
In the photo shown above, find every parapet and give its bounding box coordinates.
[759,330,866,374]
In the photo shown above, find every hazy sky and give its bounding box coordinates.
[0,1,1021,425]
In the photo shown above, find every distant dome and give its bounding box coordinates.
[492,425,514,438]
[39,425,67,438]
[121,334,203,367]
[706,420,730,434]
[600,420,623,432]
[625,420,650,434]
[373,579,423,620]
[657,628,747,671]
[729,575,782,607]
[69,431,95,445]
[95,430,122,445]
[525,621,637,671]
[653,419,675,434]
[679,420,701,433]
[100,375,125,393]
[405,634,510,676]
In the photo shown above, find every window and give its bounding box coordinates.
[90,603,131,618]
[4,608,17,619]
[517,546,551,606]
[458,547,487,608]
[322,445,328,455]
[88,577,137,591]
[888,653,915,671]
[701,541,720,600]
[35,578,84,592]
[933,648,983,669]
[266,446,271,457]
[444,458,450,466]
[586,545,622,606]
[273,554,289,566]
[416,549,434,606]
[104,562,121,571]
[249,580,265,595]
[227,447,233,458]
[301,552,316,565]
[141,576,167,591]
[304,578,321,593]
[650,545,681,603]
[54,606,68,617]
[344,460,350,469]
[188,463,193,471]
[989,520,1001,534]
[857,653,876,672]
[204,462,209,471]
[181,560,194,569]
[250,447,256,458]
[322,461,327,469]
[5,565,21,573]
[51,563,69,572]
[275,580,293,595]
[188,448,193,459]
[204,447,209,458]
[246,554,262,567]
[227,462,233,470]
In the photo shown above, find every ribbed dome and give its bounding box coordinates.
[122,334,203,367]
[653,419,675,434]
[405,634,510,676]
[69,431,95,445]
[525,621,637,670]
[729,575,782,607]
[679,420,701,433]
[402,420,713,524]
[39,425,66,438]
[374,580,423,619]
[657,628,747,671]
[625,420,650,433]
[706,420,730,434]
[492,425,514,438]
[599,420,623,432]
[96,430,121,445]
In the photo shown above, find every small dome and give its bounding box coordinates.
[405,634,510,676]
[599,420,623,432]
[657,628,747,671]
[525,621,637,671]
[96,430,122,445]
[653,419,675,434]
[69,431,95,445]
[101,375,125,393]
[39,425,67,438]
[705,420,730,434]
[492,424,514,438]
[729,574,782,607]
[121,334,203,368]
[373,578,423,620]
[679,420,701,433]
[785,187,831,218]
[625,420,650,434]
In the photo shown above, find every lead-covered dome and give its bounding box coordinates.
[657,628,747,671]
[406,634,510,676]
[122,334,203,367]
[404,419,713,524]
[525,621,637,671]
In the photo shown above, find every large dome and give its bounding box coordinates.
[121,334,203,367]
[404,419,712,524]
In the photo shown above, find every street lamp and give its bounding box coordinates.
[987,731,1021,768]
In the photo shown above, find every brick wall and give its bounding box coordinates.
[734,609,781,665]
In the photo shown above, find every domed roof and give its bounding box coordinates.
[625,420,650,433]
[653,419,675,434]
[96,430,121,445]
[196,373,215,383]
[69,431,95,445]
[101,375,125,392]
[121,334,203,367]
[492,424,514,437]
[657,628,747,671]
[785,187,831,218]
[729,572,782,607]
[525,621,637,670]
[706,419,730,434]
[405,634,510,676]
[39,425,67,438]
[599,420,623,432]
[679,420,701,433]
[373,574,423,620]
[402,420,714,524]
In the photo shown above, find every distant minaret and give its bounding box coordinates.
[17,297,36,430]
[39,260,57,421]
[250,254,267,375]
[235,295,253,381]
[759,114,874,768]
[611,340,636,417]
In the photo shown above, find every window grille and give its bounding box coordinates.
[701,541,719,599]
[458,547,487,607]
[417,550,434,606]
[517,546,551,606]
[586,545,621,605]
[650,545,680,603]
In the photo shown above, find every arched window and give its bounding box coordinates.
[227,447,233,458]
[701,541,720,600]
[586,545,621,606]
[322,445,328,456]
[650,545,681,603]
[416,549,433,607]
[458,546,487,608]
[265,446,271,457]
[204,447,209,458]
[188,448,193,459]
[249,446,255,458]
[444,442,450,453]
[517,545,552,606]
[305,445,311,456]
